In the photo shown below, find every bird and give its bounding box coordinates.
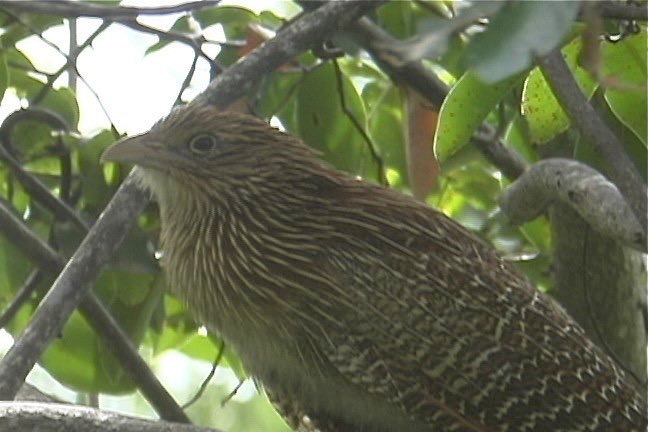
[101,103,647,432]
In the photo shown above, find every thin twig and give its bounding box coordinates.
[220,379,245,407]
[0,109,89,232]
[0,270,44,330]
[331,58,387,185]
[182,339,225,409]
[174,53,200,107]
[114,19,225,74]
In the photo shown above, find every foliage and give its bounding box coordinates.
[0,1,645,431]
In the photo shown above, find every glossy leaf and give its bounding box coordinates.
[435,71,523,163]
[464,1,580,83]
[0,50,7,105]
[602,31,647,144]
[194,5,258,34]
[522,38,597,144]
[362,78,407,187]
[74,130,116,212]
[294,63,374,178]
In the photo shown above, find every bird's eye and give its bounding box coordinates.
[189,134,219,155]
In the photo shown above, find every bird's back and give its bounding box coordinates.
[297,178,647,431]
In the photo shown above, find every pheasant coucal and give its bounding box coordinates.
[102,104,647,432]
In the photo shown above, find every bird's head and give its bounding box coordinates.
[101,104,320,207]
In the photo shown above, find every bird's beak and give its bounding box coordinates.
[101,134,164,166]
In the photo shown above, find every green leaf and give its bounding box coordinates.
[0,50,8,105]
[74,130,115,212]
[40,271,162,394]
[602,31,647,144]
[519,217,552,253]
[376,1,419,39]
[294,63,374,178]
[5,50,40,98]
[0,229,33,303]
[145,15,193,55]
[194,6,258,38]
[256,70,303,124]
[41,87,80,130]
[0,12,62,47]
[522,38,598,144]
[12,121,53,158]
[364,82,407,187]
[464,1,580,83]
[435,71,523,163]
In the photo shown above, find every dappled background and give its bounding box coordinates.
[0,1,645,431]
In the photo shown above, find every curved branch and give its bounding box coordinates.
[0,108,89,232]
[538,50,648,233]
[499,158,646,252]
[0,402,218,432]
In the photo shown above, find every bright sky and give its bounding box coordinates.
[7,0,298,136]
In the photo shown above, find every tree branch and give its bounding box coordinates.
[0,402,219,432]
[197,1,385,108]
[549,203,647,386]
[16,384,60,403]
[598,1,648,21]
[0,108,90,232]
[0,199,189,421]
[0,0,221,18]
[499,158,646,252]
[0,174,151,400]
[296,2,529,180]
[538,50,648,233]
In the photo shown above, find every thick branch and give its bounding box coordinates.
[0,402,219,432]
[550,204,647,386]
[197,1,384,108]
[499,158,646,252]
[539,50,648,233]
[598,1,648,21]
[0,0,220,18]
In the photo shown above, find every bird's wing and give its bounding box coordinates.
[315,203,641,431]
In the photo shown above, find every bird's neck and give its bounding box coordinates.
[155,174,317,333]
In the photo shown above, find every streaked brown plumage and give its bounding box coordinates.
[102,104,647,432]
